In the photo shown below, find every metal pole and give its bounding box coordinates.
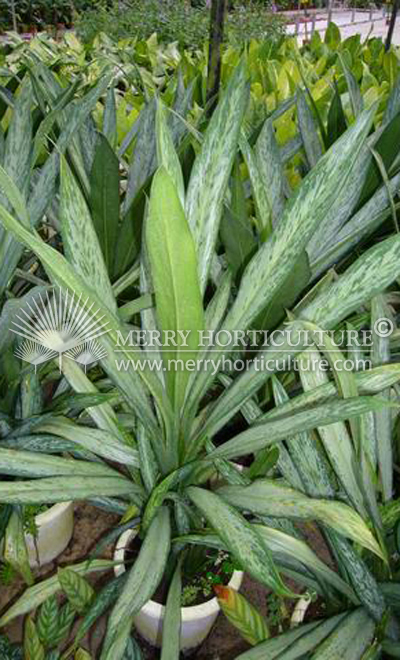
[328,0,333,24]
[385,0,399,49]
[206,0,226,113]
[10,0,18,32]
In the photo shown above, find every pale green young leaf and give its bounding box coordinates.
[146,167,204,410]
[75,649,92,660]
[156,100,185,207]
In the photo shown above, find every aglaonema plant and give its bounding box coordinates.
[211,310,400,658]
[0,62,400,660]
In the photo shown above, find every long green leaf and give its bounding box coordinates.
[298,346,366,515]
[101,508,170,660]
[0,446,127,478]
[186,61,249,292]
[297,88,323,168]
[312,607,374,659]
[4,509,33,586]
[254,525,356,600]
[146,167,204,411]
[89,134,120,277]
[219,480,383,558]
[156,100,185,207]
[0,475,138,504]
[235,613,347,659]
[60,157,116,314]
[326,531,385,622]
[255,117,286,228]
[209,395,395,464]
[371,295,393,501]
[36,418,139,467]
[187,487,294,597]
[160,560,182,660]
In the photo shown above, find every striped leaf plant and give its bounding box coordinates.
[0,61,399,659]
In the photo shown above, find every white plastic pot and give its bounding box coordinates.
[25,502,74,568]
[114,528,244,651]
[290,595,311,627]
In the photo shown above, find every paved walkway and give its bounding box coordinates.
[285,9,400,44]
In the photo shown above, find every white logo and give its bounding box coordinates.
[11,287,110,372]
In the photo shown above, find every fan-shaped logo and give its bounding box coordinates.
[11,287,110,372]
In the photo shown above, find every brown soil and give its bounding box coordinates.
[0,508,333,659]
[0,502,119,654]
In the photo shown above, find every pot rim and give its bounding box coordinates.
[114,528,244,622]
[34,501,74,527]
